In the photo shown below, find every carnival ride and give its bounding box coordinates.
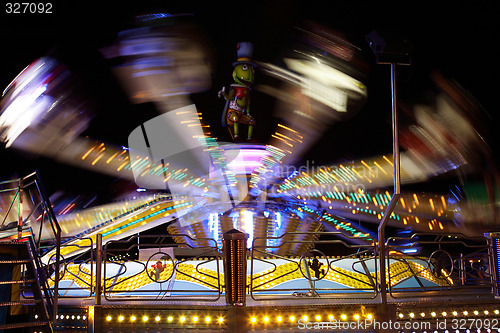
[1,12,500,333]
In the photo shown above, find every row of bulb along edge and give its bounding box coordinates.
[396,308,500,320]
[42,307,500,327]
[99,309,377,326]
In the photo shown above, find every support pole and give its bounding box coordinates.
[378,63,401,306]
[18,178,23,240]
[95,234,102,305]
[53,226,61,322]
[391,63,401,196]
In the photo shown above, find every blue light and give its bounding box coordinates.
[136,13,173,22]
[285,170,299,180]
[242,210,254,249]
[267,212,283,249]
[275,212,282,230]
[208,212,219,243]
[272,212,282,248]
[230,211,239,229]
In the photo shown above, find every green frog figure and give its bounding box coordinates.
[218,42,256,142]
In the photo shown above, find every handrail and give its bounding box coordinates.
[0,171,61,322]
[31,171,61,321]
[26,232,55,318]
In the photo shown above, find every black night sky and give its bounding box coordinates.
[1,0,499,203]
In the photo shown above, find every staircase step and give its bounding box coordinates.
[1,236,55,332]
[0,299,42,306]
[0,259,31,264]
[0,278,36,285]
[0,320,50,329]
[54,324,87,331]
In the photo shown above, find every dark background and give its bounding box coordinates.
[1,0,499,205]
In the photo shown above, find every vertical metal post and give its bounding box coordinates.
[391,63,401,195]
[459,253,466,285]
[95,234,102,305]
[302,256,315,294]
[378,63,401,306]
[18,178,23,239]
[53,228,61,322]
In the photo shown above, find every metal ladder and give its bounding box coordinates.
[0,240,53,332]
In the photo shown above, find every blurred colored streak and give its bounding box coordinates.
[0,14,223,204]
[101,12,214,111]
[0,57,93,149]
[250,23,369,192]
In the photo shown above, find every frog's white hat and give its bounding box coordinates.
[233,42,257,67]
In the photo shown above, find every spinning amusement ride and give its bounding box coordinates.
[1,10,500,333]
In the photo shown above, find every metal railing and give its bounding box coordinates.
[102,234,222,301]
[250,231,378,300]
[37,230,498,304]
[385,232,492,298]
[40,237,94,298]
[0,171,61,321]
